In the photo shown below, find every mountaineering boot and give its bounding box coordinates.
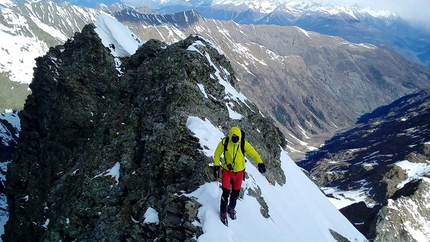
[220,212,228,226]
[227,207,236,220]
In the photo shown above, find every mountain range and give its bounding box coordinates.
[113,6,430,161]
[0,14,367,241]
[2,0,430,160]
[135,0,430,68]
[1,0,430,241]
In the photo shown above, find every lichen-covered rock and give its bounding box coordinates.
[3,24,285,241]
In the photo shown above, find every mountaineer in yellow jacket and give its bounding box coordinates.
[213,126,266,226]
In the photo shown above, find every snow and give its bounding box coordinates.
[187,39,254,118]
[191,35,224,56]
[94,13,144,58]
[322,187,371,209]
[186,117,224,158]
[93,162,121,186]
[395,160,430,189]
[42,218,50,229]
[197,84,208,98]
[143,207,160,225]
[0,1,100,83]
[226,102,243,120]
[295,26,310,38]
[186,116,367,241]
[28,15,68,41]
[1,110,20,130]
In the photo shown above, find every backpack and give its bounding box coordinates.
[223,130,245,155]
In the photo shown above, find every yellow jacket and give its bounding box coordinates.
[214,127,263,172]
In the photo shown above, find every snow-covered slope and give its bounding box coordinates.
[0,0,101,83]
[186,116,367,241]
[94,13,144,58]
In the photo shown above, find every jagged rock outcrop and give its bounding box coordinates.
[373,178,430,242]
[3,23,285,241]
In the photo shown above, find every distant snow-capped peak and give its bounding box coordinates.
[211,0,279,13]
[273,1,397,20]
[134,0,398,20]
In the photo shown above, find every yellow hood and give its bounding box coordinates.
[229,126,241,141]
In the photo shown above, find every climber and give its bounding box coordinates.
[213,126,266,226]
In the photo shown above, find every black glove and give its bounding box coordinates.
[258,163,266,173]
[213,166,220,179]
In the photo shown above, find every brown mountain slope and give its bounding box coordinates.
[120,15,430,160]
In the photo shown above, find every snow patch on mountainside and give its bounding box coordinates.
[0,8,49,83]
[0,1,101,83]
[94,13,144,58]
[395,160,430,189]
[212,0,277,13]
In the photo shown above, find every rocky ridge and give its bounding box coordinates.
[2,23,285,241]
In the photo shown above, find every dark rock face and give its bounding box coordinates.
[340,202,382,239]
[3,24,284,241]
